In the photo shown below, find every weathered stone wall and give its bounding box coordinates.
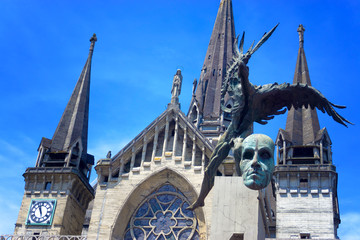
[87,158,212,240]
[275,170,337,239]
[276,191,335,239]
[14,171,93,236]
[210,176,273,240]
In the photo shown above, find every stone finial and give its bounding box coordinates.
[297,24,305,48]
[192,78,197,96]
[90,33,97,51]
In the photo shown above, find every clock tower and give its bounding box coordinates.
[14,34,97,236]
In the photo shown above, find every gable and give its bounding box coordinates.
[95,107,214,182]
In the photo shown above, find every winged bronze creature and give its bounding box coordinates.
[188,24,352,210]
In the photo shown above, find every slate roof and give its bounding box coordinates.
[50,34,97,160]
[190,0,236,122]
[284,26,322,145]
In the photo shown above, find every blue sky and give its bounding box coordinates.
[0,0,359,237]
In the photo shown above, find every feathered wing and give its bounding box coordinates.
[251,83,352,127]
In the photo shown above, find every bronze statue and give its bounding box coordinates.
[188,24,352,210]
[234,134,275,190]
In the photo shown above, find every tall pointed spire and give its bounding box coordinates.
[284,25,320,145]
[51,34,97,154]
[188,0,236,138]
[35,34,97,177]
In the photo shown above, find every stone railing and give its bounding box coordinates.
[275,164,336,172]
[0,235,86,240]
[24,167,94,195]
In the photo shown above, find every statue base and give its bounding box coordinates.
[210,176,274,239]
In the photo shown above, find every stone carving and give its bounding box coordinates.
[171,69,182,104]
[233,134,274,190]
[188,24,352,210]
[192,78,197,95]
[106,151,111,159]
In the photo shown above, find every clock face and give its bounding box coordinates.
[26,199,56,225]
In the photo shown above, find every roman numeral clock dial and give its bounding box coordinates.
[26,199,56,225]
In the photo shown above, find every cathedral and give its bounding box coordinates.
[9,0,341,239]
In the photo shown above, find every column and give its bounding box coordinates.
[141,136,148,162]
[130,144,135,169]
[320,142,323,164]
[172,117,179,160]
[192,136,196,166]
[152,125,159,160]
[283,141,286,165]
[162,115,170,158]
[182,127,187,162]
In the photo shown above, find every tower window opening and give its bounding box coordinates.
[213,69,216,76]
[208,55,211,59]
[103,176,108,183]
[44,182,51,191]
[190,105,198,123]
[293,147,313,158]
[300,178,308,188]
[204,80,209,94]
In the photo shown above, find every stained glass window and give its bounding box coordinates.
[123,184,200,240]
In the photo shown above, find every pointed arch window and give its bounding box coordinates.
[123,184,200,240]
[190,105,199,124]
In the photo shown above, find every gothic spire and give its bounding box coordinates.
[284,25,321,145]
[188,0,236,137]
[50,34,97,154]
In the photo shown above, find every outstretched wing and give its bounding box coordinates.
[251,83,352,127]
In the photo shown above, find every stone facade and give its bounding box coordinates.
[10,1,341,239]
[88,106,214,239]
[14,168,93,235]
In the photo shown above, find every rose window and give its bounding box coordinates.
[123,184,200,240]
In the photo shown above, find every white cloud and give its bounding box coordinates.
[0,138,32,178]
[0,139,28,159]
[0,187,22,234]
[338,212,360,240]
[0,138,34,234]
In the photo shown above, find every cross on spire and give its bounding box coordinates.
[90,33,97,52]
[297,24,305,48]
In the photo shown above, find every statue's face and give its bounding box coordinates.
[234,134,275,190]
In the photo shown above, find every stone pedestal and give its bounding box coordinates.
[210,176,268,240]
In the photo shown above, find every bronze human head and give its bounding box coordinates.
[234,134,275,190]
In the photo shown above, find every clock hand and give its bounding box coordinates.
[39,206,42,216]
